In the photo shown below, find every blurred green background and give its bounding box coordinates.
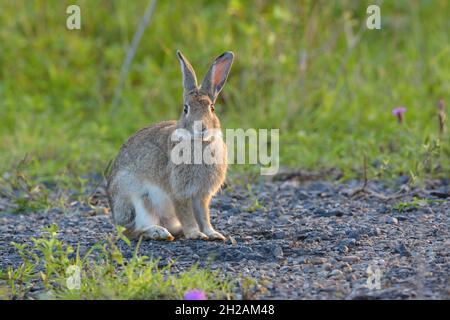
[0,0,449,183]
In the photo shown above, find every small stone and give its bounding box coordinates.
[273,231,285,239]
[374,227,382,236]
[272,246,283,258]
[394,243,411,257]
[347,230,363,239]
[220,203,234,211]
[340,256,360,263]
[379,207,390,214]
[338,262,353,271]
[330,210,345,217]
[310,257,327,264]
[386,217,398,225]
[337,245,349,253]
[322,263,333,271]
[313,208,333,217]
[329,269,344,277]
[297,191,309,200]
[430,188,449,199]
[309,182,332,193]
[341,238,357,247]
[279,266,290,273]
[294,257,308,264]
[227,236,237,246]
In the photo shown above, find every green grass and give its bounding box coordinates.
[393,197,443,212]
[0,225,235,300]
[0,0,448,184]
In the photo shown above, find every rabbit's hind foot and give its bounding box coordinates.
[141,225,175,241]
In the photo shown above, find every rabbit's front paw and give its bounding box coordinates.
[204,229,226,241]
[184,230,209,240]
[142,226,175,241]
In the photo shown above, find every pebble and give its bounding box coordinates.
[340,256,361,263]
[386,217,399,225]
[227,236,237,246]
[337,262,353,271]
[322,263,333,271]
[273,231,285,239]
[337,245,349,254]
[394,243,412,257]
[272,246,283,258]
[330,210,345,217]
[220,203,234,211]
[340,238,357,247]
[374,227,382,236]
[310,257,327,264]
[297,191,310,200]
[329,269,344,277]
[313,208,334,217]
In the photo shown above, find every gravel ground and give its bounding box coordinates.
[0,176,449,299]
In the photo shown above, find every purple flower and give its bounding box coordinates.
[392,106,406,123]
[438,99,445,112]
[183,289,207,300]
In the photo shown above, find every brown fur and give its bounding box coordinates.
[107,50,234,241]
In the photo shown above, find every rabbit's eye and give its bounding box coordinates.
[183,104,189,114]
[210,104,215,112]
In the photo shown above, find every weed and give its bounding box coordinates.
[243,184,263,212]
[393,197,442,212]
[2,225,235,300]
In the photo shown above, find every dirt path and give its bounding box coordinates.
[0,178,449,299]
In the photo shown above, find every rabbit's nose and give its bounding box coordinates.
[193,121,206,138]
[194,122,206,133]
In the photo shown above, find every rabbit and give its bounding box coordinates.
[107,50,234,241]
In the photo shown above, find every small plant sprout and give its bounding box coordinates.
[183,289,207,300]
[437,99,446,135]
[393,197,443,212]
[2,225,233,300]
[392,106,407,124]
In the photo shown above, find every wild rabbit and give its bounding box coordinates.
[107,50,234,241]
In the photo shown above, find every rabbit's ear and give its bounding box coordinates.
[177,50,198,93]
[201,51,234,103]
